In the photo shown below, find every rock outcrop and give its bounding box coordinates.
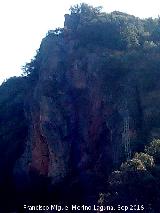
[3,6,160,211]
[13,16,144,202]
[2,6,160,212]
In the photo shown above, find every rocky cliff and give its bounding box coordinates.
[13,13,145,204]
[1,4,160,211]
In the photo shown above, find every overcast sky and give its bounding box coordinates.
[0,0,160,84]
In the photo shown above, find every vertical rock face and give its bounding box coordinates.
[2,9,160,212]
[14,37,142,194]
[13,16,143,199]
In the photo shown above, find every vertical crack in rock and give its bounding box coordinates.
[30,121,49,176]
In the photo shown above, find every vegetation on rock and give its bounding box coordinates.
[1,3,160,212]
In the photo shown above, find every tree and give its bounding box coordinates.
[70,3,102,16]
[100,138,160,209]
[134,152,154,170]
[120,158,146,172]
[145,139,160,163]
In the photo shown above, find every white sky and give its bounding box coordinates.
[0,0,160,84]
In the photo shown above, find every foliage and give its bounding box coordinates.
[120,158,146,172]
[134,152,154,170]
[2,3,160,211]
[70,3,102,17]
[22,53,40,80]
[100,139,160,211]
[64,3,160,51]
[0,77,28,169]
[23,3,160,82]
[145,139,160,163]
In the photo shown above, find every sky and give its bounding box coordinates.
[0,0,160,84]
